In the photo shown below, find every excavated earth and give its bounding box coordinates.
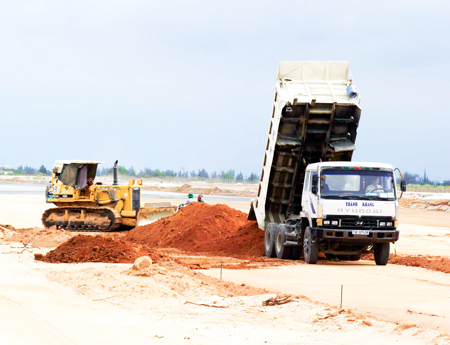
[30,203,288,269]
[399,197,450,212]
[125,203,264,257]
[0,200,447,273]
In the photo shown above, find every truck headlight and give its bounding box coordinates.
[387,222,392,226]
[331,220,338,226]
[324,220,330,225]
[380,222,386,226]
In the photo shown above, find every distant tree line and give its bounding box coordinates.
[401,171,450,187]
[10,165,450,186]
[4,164,260,182]
[8,165,50,175]
[96,166,260,183]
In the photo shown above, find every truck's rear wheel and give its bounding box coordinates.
[275,225,292,259]
[374,242,390,265]
[303,227,319,264]
[264,224,276,258]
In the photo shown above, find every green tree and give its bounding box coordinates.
[247,173,259,183]
[198,168,209,178]
[220,169,235,180]
[163,170,176,177]
[117,166,128,175]
[220,171,234,180]
[402,172,419,184]
[154,169,165,177]
[38,165,48,175]
[128,166,136,176]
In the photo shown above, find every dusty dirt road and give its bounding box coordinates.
[1,244,448,345]
[1,190,450,344]
[202,259,450,333]
[200,206,450,333]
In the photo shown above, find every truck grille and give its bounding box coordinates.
[324,216,394,229]
[340,219,378,228]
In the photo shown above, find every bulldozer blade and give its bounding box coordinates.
[137,202,177,227]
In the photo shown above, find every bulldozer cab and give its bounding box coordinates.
[54,160,103,190]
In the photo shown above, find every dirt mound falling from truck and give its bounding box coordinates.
[35,203,265,264]
[126,203,264,257]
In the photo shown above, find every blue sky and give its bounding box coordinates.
[1,1,449,179]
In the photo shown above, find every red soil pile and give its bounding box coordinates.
[362,253,450,274]
[35,235,155,264]
[126,203,264,257]
[0,224,15,230]
[389,254,450,274]
[34,203,265,264]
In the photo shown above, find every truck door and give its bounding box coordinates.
[302,170,319,217]
[302,171,311,211]
[309,171,319,218]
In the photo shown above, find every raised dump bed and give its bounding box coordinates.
[249,61,361,229]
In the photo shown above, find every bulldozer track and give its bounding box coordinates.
[42,206,123,232]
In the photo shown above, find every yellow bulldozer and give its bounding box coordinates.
[42,160,177,231]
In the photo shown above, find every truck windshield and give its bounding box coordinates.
[320,169,396,200]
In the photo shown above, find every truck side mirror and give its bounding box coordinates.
[311,175,318,195]
[401,180,406,192]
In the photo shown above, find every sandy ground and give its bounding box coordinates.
[202,260,450,333]
[2,245,449,345]
[1,188,450,344]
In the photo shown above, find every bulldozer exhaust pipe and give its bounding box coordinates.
[113,160,118,185]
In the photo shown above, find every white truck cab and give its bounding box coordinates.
[299,162,402,264]
[302,161,399,228]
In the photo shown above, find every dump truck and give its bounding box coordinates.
[248,61,406,265]
[42,160,177,231]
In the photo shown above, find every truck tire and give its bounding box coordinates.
[374,242,390,265]
[303,227,319,264]
[264,224,276,258]
[275,225,292,259]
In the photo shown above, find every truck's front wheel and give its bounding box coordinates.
[264,224,276,258]
[303,227,319,264]
[275,225,292,259]
[374,242,390,265]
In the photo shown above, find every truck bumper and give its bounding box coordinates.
[313,228,399,243]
